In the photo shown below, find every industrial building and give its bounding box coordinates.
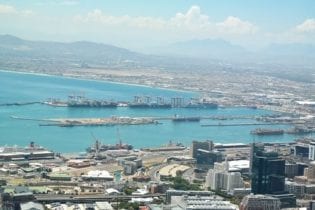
[171,195,239,210]
[81,170,114,181]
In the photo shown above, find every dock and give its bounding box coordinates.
[0,102,40,106]
[39,116,158,127]
[201,122,306,127]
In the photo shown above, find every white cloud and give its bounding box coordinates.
[0,4,33,16]
[217,16,258,34]
[60,0,79,6]
[74,6,256,36]
[170,6,211,30]
[296,19,315,33]
[74,9,166,30]
[0,4,17,14]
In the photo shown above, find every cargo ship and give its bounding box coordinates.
[286,126,314,134]
[184,98,218,109]
[86,131,133,153]
[172,116,201,122]
[86,140,133,153]
[0,142,55,161]
[68,95,117,108]
[128,103,172,109]
[128,96,172,109]
[43,95,218,109]
[185,102,218,109]
[251,128,284,135]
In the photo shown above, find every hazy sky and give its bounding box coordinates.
[0,0,314,50]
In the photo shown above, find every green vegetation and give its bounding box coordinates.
[170,176,201,191]
[123,187,138,195]
[118,201,140,210]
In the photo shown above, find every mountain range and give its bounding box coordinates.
[0,34,314,82]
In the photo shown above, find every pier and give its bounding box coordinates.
[201,122,306,127]
[0,101,40,106]
[11,114,311,128]
[38,117,157,127]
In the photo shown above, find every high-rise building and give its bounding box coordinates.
[240,194,281,210]
[190,140,213,158]
[250,143,285,194]
[305,161,315,180]
[206,162,244,192]
[309,142,315,160]
[196,149,223,168]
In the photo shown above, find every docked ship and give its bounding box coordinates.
[0,142,55,161]
[184,98,218,109]
[251,128,284,135]
[172,115,201,122]
[86,131,133,154]
[128,103,172,108]
[128,96,172,109]
[43,98,67,107]
[43,95,218,109]
[67,95,117,108]
[86,140,133,153]
[286,126,314,134]
[141,140,186,152]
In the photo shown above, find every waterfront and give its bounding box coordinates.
[0,70,310,152]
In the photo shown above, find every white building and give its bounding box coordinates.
[309,142,315,160]
[171,195,239,210]
[81,170,114,181]
[206,162,244,192]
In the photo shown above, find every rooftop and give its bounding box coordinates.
[159,164,190,177]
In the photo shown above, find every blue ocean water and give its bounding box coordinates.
[0,70,307,152]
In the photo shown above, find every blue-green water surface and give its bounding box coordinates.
[0,70,307,152]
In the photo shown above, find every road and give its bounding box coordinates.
[35,193,164,203]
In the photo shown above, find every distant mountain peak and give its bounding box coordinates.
[0,34,24,44]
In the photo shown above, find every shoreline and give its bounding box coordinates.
[0,69,297,115]
[0,69,303,114]
[0,69,195,95]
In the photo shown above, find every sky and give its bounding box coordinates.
[0,0,314,51]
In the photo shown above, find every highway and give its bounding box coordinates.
[35,193,164,203]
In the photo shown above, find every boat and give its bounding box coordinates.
[172,116,200,122]
[184,97,218,109]
[86,141,133,153]
[251,128,284,135]
[0,142,55,161]
[67,95,118,108]
[43,95,219,109]
[149,103,172,109]
[86,131,133,154]
[68,100,118,108]
[185,102,218,109]
[286,126,313,134]
[128,103,151,108]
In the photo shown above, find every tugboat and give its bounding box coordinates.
[251,128,284,135]
[185,97,218,109]
[86,131,133,154]
[286,126,313,134]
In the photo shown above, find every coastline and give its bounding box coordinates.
[0,69,299,116]
[0,69,195,95]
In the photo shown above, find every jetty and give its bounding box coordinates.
[0,102,40,106]
[38,116,157,127]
